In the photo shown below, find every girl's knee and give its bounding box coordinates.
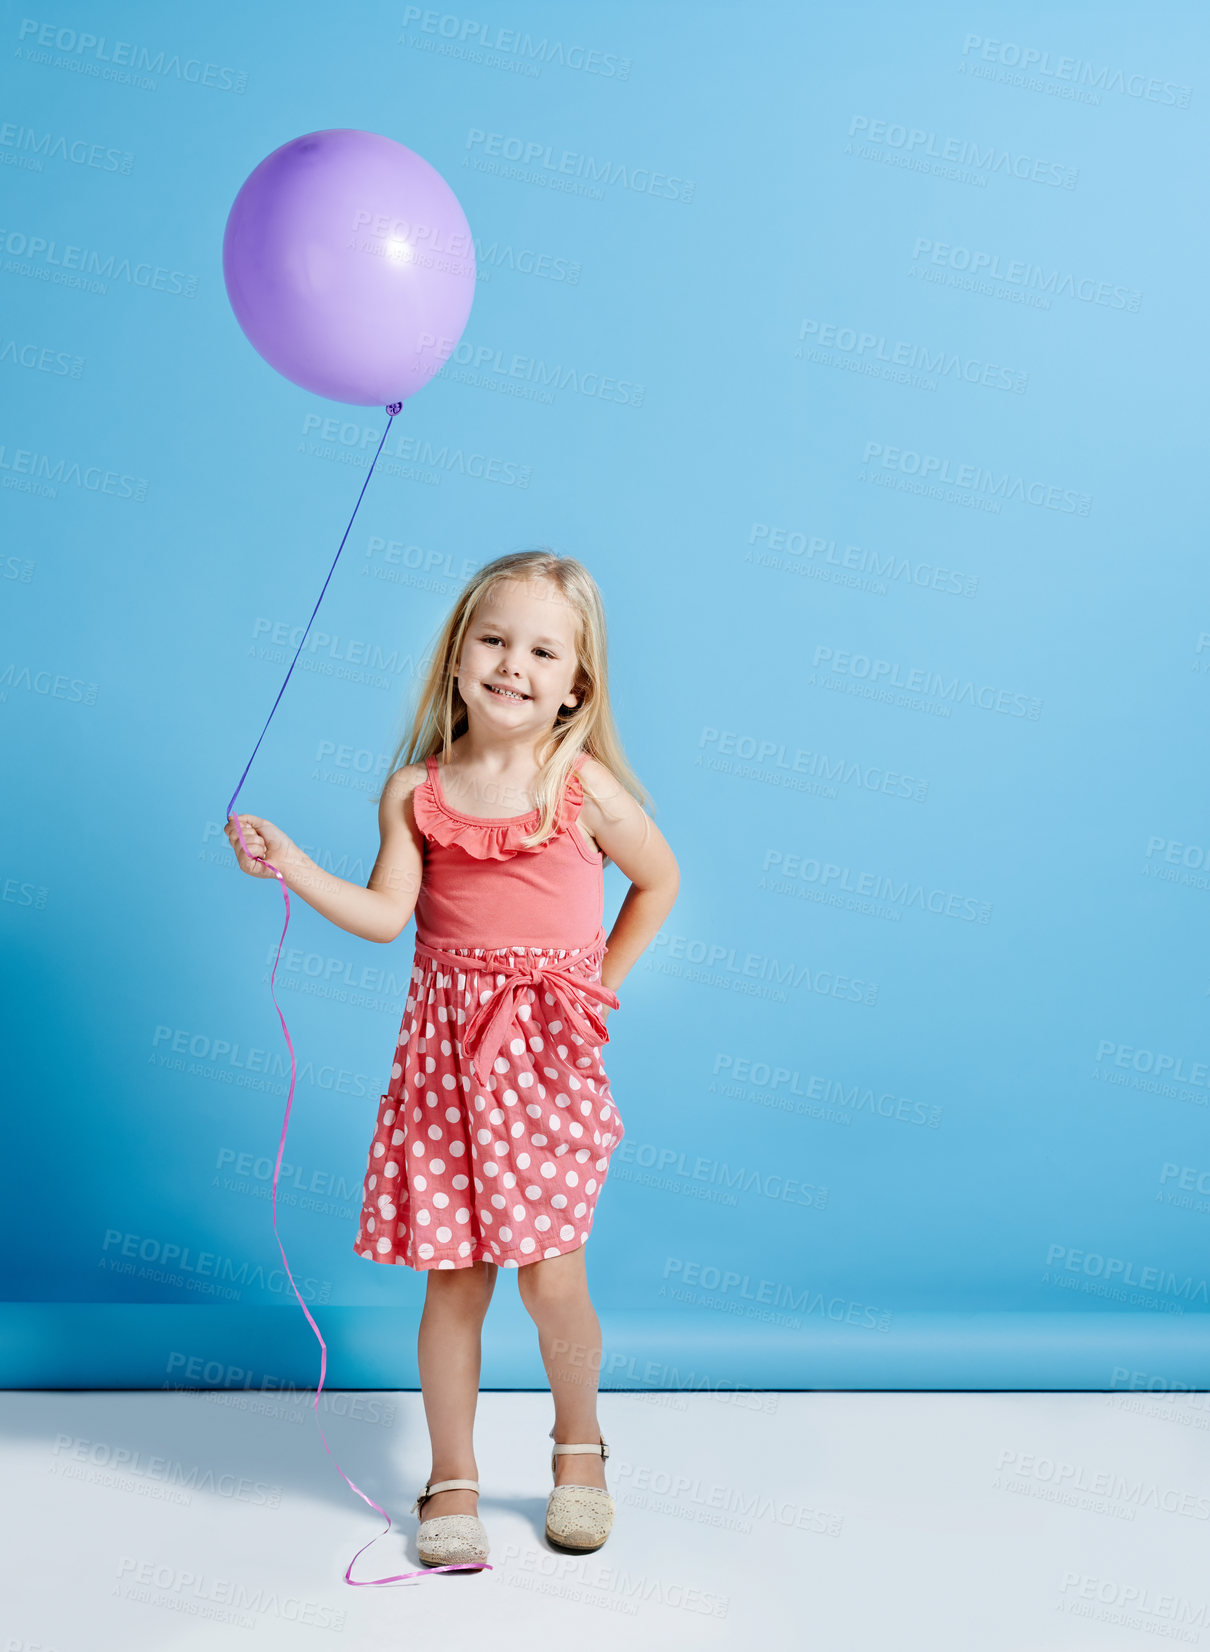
[516,1248,588,1309]
[425,1258,498,1305]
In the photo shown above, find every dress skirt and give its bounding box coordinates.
[353,930,623,1271]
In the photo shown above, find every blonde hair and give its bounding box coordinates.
[376,549,651,863]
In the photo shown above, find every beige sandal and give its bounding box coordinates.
[411,1478,490,1568]
[545,1426,614,1553]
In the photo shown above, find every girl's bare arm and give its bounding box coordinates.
[578,756,680,995]
[225,764,426,945]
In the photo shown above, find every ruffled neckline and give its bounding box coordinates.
[414,754,586,861]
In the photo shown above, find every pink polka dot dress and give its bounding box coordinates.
[353,749,624,1272]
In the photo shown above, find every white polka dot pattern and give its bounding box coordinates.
[353,940,623,1271]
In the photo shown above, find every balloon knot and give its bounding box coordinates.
[386,402,402,416]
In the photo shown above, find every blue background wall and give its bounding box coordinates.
[4,1,1208,1390]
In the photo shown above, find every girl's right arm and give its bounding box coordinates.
[225,763,426,945]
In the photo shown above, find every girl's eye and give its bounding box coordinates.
[482,636,553,659]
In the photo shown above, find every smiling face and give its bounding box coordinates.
[454,578,583,735]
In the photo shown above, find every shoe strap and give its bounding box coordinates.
[549,1424,609,1456]
[548,1424,610,1470]
[411,1477,479,1515]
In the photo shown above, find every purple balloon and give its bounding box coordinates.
[223,128,476,407]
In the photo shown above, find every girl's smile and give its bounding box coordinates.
[455,577,583,731]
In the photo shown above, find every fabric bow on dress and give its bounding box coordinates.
[413,937,620,1090]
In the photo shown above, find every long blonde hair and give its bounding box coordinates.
[376,550,651,864]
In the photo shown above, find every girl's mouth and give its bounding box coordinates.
[485,683,530,701]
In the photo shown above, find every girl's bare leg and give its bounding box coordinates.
[416,1259,498,1517]
[516,1246,608,1490]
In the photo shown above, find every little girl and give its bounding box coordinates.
[226,549,680,1570]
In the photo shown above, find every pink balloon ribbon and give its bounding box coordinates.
[226,403,491,1585]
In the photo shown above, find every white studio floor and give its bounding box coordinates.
[3,1384,1207,1650]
